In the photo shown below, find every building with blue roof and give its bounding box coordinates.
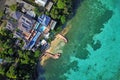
[11,11,22,20]
[38,14,51,27]
[27,32,41,50]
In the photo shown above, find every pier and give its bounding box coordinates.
[56,34,68,43]
[44,52,61,59]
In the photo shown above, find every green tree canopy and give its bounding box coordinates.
[10,4,17,11]
[6,66,16,79]
[57,0,66,9]
[61,15,66,24]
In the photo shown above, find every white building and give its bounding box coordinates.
[35,0,48,7]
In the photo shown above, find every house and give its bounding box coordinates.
[11,11,36,42]
[38,14,51,27]
[45,1,53,12]
[35,0,48,7]
[17,0,35,12]
[49,20,57,30]
[18,14,36,33]
[17,15,36,42]
[17,0,35,17]
[25,21,48,50]
[40,39,50,51]
[5,0,35,17]
[24,17,52,50]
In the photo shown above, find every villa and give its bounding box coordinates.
[4,0,57,52]
[6,11,57,52]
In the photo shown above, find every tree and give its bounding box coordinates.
[0,66,5,75]
[20,53,29,64]
[34,7,44,16]
[10,4,17,11]
[6,66,16,79]
[57,0,66,9]
[61,16,66,24]
[49,0,72,26]
[34,50,40,58]
[8,49,13,55]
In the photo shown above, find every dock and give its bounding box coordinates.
[56,34,68,43]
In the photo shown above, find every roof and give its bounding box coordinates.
[45,1,53,12]
[26,11,36,18]
[27,32,41,50]
[40,39,47,45]
[17,0,35,11]
[5,0,16,6]
[34,22,40,30]
[6,21,17,31]
[35,0,48,7]
[44,32,50,39]
[18,14,36,32]
[49,20,57,30]
[11,11,22,20]
[38,14,51,26]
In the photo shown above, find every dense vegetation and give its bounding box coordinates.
[46,0,72,25]
[0,0,73,79]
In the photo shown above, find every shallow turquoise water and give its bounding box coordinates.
[38,0,120,80]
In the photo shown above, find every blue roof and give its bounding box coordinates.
[22,23,31,31]
[40,43,49,51]
[28,32,41,49]
[12,11,22,20]
[38,14,51,26]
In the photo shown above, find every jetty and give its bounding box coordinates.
[56,34,68,43]
[44,52,61,59]
[40,51,61,65]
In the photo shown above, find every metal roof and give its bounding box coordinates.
[38,14,51,26]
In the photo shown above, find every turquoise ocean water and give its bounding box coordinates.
[38,0,120,80]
